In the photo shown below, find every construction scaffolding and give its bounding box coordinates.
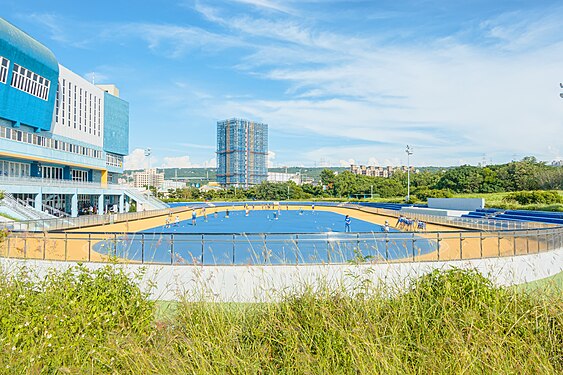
[216,118,268,188]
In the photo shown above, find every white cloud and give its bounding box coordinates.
[161,156,193,168]
[83,72,110,84]
[339,159,355,167]
[161,155,217,168]
[267,150,276,167]
[124,148,153,170]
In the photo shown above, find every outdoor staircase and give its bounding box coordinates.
[123,188,169,211]
[0,192,55,221]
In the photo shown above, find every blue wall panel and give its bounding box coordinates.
[103,92,129,156]
[0,18,58,131]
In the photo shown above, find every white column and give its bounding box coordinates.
[119,194,125,213]
[71,193,78,217]
[34,191,42,212]
[98,194,104,215]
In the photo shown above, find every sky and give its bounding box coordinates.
[2,0,563,168]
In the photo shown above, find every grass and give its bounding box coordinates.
[0,212,18,221]
[453,191,563,211]
[0,265,561,374]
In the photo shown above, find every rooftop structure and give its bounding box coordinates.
[216,118,268,187]
[350,164,417,178]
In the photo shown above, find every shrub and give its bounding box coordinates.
[503,190,563,205]
[413,188,453,201]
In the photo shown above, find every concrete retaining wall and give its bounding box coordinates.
[428,198,485,211]
[1,248,561,302]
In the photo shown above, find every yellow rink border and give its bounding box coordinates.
[0,204,550,263]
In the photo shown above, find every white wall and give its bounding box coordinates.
[428,198,485,211]
[1,248,561,302]
[50,65,104,148]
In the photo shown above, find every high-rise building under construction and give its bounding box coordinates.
[216,118,268,187]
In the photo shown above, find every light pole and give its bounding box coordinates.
[144,148,152,170]
[560,83,563,98]
[405,145,413,203]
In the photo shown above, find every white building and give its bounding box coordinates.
[132,169,164,189]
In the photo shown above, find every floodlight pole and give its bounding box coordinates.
[405,145,413,203]
[144,148,152,171]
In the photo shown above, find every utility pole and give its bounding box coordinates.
[405,145,413,203]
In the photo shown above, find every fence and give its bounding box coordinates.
[1,226,561,266]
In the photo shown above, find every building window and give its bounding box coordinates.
[0,57,9,84]
[0,160,30,177]
[72,169,88,182]
[10,64,50,100]
[41,166,63,180]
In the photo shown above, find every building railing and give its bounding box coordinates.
[0,175,126,189]
[1,226,561,265]
[0,205,194,232]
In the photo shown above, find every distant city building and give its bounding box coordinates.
[552,160,563,167]
[267,171,314,185]
[132,168,164,189]
[350,164,417,177]
[268,172,301,184]
[216,118,268,187]
[159,180,186,192]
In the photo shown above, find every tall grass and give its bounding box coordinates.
[0,266,560,374]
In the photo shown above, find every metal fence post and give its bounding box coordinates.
[436,233,440,261]
[526,230,529,254]
[459,232,463,260]
[479,231,483,258]
[412,233,416,261]
[64,233,68,260]
[170,234,174,265]
[385,235,389,261]
[326,234,331,264]
[232,234,236,265]
[537,231,540,253]
[513,231,517,256]
[141,233,145,264]
[293,234,297,264]
[113,234,117,257]
[7,236,10,258]
[23,236,27,259]
[497,232,501,257]
[88,233,91,262]
[201,234,204,265]
[43,232,46,260]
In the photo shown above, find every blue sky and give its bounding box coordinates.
[2,0,563,168]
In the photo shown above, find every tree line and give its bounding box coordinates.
[164,157,562,202]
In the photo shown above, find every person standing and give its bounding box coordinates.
[345,215,351,232]
[175,215,180,227]
[191,210,197,226]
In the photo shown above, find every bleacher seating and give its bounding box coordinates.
[462,207,563,225]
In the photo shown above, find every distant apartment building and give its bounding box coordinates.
[216,118,268,187]
[159,180,186,192]
[268,172,301,184]
[132,168,164,189]
[350,164,417,177]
